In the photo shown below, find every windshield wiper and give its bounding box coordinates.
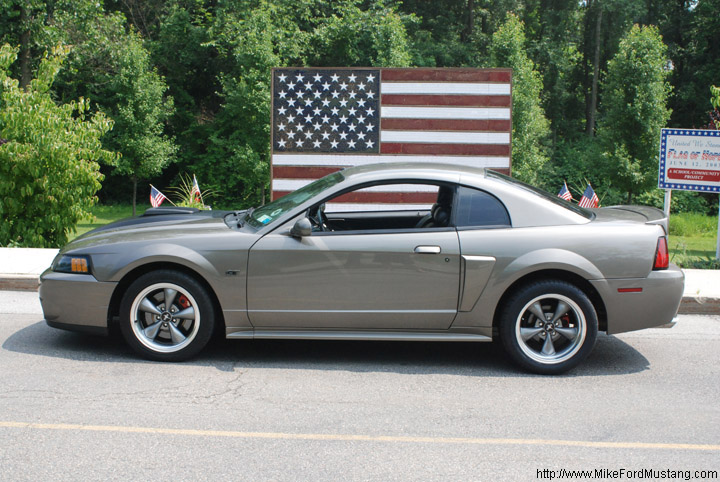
[239,207,255,227]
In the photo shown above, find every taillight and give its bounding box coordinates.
[653,237,669,270]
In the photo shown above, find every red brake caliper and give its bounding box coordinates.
[561,314,571,327]
[177,295,190,309]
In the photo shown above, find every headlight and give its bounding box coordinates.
[54,255,92,274]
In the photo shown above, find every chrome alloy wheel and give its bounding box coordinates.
[514,293,587,365]
[129,282,200,354]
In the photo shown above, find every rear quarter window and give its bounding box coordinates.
[455,186,511,228]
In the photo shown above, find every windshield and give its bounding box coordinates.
[486,170,593,219]
[247,171,345,228]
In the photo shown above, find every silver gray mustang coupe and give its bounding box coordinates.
[40,163,684,374]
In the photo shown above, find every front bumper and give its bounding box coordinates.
[590,264,685,335]
[39,269,118,335]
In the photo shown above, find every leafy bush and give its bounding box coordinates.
[0,44,115,248]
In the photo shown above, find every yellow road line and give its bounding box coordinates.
[1,421,718,451]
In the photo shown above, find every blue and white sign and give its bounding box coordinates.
[658,129,720,192]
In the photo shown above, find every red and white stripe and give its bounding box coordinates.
[578,192,599,208]
[271,68,512,210]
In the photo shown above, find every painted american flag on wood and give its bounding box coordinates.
[271,68,512,210]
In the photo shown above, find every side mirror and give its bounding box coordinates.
[290,217,313,237]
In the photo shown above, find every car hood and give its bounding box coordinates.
[63,208,246,253]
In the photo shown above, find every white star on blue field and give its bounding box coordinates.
[272,69,381,153]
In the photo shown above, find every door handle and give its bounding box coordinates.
[414,245,441,254]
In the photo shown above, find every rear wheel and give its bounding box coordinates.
[119,270,215,361]
[500,280,598,374]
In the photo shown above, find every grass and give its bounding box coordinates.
[668,213,719,269]
[669,237,720,268]
[668,212,718,237]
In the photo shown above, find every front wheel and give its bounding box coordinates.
[119,270,216,362]
[499,280,598,374]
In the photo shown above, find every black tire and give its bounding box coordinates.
[119,270,216,362]
[499,280,598,375]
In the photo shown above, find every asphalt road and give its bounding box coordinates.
[1,291,719,481]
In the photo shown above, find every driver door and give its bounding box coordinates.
[246,226,460,330]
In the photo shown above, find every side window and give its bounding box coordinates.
[454,186,510,228]
[308,182,456,233]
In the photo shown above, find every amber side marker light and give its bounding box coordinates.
[55,255,91,274]
[653,237,669,270]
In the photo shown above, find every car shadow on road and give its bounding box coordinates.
[2,320,649,377]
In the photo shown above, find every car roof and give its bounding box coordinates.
[340,162,487,180]
[334,162,485,188]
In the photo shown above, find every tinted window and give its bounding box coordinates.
[455,186,510,227]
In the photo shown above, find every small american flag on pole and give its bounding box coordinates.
[578,184,599,208]
[271,68,512,209]
[150,185,167,208]
[558,181,572,201]
[191,174,202,203]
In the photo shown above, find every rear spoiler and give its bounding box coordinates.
[605,205,669,234]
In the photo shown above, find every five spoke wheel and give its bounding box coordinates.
[119,270,215,361]
[130,283,200,353]
[500,280,598,374]
[515,294,586,364]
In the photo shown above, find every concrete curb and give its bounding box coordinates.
[3,274,718,315]
[679,295,720,315]
[0,275,40,292]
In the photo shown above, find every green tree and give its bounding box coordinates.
[2,2,179,210]
[148,4,218,183]
[598,24,671,202]
[527,1,586,146]
[0,44,115,247]
[106,32,177,215]
[488,13,550,184]
[399,0,520,67]
[200,2,286,207]
[310,1,414,67]
[47,7,176,210]
[581,0,646,137]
